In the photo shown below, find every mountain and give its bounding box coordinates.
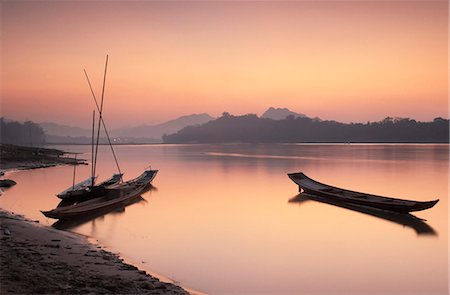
[111,113,214,138]
[39,113,215,143]
[163,114,449,143]
[261,107,307,120]
[39,122,91,137]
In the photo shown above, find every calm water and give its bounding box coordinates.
[1,144,448,295]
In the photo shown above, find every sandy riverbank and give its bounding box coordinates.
[0,210,189,294]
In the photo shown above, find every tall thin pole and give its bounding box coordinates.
[28,126,32,146]
[72,154,77,191]
[91,110,95,186]
[92,55,109,182]
[84,62,122,181]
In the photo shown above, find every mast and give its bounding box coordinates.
[91,110,95,186]
[84,56,122,181]
[72,154,77,191]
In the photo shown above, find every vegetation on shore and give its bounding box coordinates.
[163,113,449,143]
[0,118,45,146]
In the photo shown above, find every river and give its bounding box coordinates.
[1,143,448,295]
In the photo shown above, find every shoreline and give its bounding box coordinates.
[0,209,189,294]
[0,144,194,294]
[0,144,87,173]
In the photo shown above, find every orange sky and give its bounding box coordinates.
[1,1,448,128]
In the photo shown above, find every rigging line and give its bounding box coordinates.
[84,67,122,180]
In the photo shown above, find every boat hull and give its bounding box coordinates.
[42,184,149,219]
[288,172,439,213]
[42,170,157,220]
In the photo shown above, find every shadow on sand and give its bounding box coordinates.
[52,186,154,230]
[288,193,437,236]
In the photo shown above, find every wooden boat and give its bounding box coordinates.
[287,172,439,213]
[57,173,123,200]
[42,170,157,220]
[44,57,159,220]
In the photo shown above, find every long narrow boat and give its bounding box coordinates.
[42,170,157,220]
[56,55,125,203]
[287,172,439,213]
[45,57,159,219]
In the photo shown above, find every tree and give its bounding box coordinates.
[0,118,46,146]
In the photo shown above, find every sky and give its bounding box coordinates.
[1,1,448,128]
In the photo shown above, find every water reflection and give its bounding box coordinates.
[289,193,438,236]
[52,186,154,230]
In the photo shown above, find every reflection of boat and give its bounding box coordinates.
[56,173,124,200]
[288,172,439,213]
[289,194,437,236]
[42,170,157,220]
[52,195,146,230]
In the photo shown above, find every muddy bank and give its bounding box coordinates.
[0,210,188,294]
[0,144,87,171]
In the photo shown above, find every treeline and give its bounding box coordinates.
[0,118,46,146]
[163,113,449,143]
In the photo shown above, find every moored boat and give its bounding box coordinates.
[288,172,439,213]
[44,56,159,220]
[42,170,157,220]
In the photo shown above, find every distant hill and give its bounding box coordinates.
[261,107,307,120]
[111,113,214,138]
[163,114,449,143]
[44,135,161,145]
[39,113,215,143]
[39,122,91,137]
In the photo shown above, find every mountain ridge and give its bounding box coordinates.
[112,113,214,138]
[163,114,449,143]
[39,113,215,143]
[261,107,307,120]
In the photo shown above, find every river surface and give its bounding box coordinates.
[1,144,448,295]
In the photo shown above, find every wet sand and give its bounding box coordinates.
[0,210,189,294]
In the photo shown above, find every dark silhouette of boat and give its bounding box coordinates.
[288,193,437,235]
[42,170,157,220]
[57,173,123,201]
[44,56,159,220]
[288,172,439,213]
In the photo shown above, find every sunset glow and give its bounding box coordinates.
[2,1,448,127]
